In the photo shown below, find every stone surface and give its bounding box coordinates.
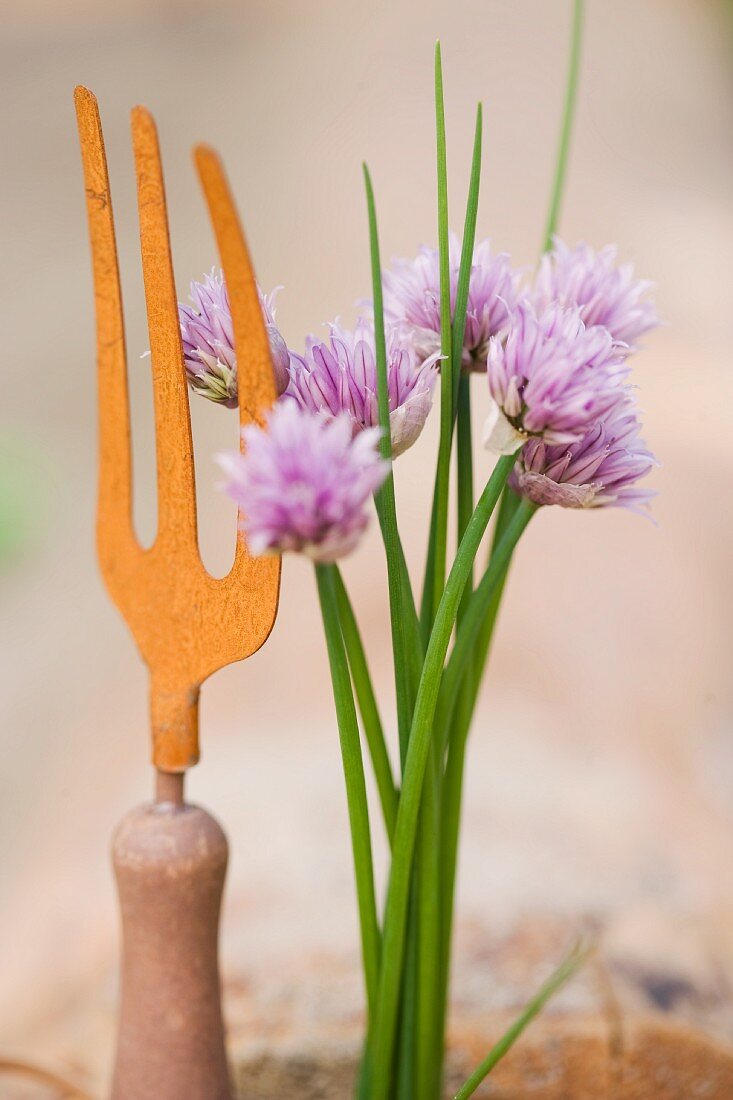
[231,1016,733,1099]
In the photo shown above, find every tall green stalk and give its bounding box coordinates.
[437,499,536,1020]
[420,100,483,639]
[415,746,441,1099]
[333,566,398,844]
[454,376,475,720]
[429,42,454,622]
[452,943,588,1099]
[368,455,515,1100]
[431,370,475,1095]
[395,890,418,1099]
[470,488,520,700]
[364,165,415,770]
[450,105,483,398]
[415,136,481,1077]
[420,494,440,643]
[315,563,381,1020]
[438,502,536,751]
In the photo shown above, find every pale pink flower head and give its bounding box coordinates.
[285,319,438,457]
[382,233,521,371]
[509,395,656,515]
[179,269,290,407]
[534,238,658,349]
[484,299,628,455]
[217,401,388,562]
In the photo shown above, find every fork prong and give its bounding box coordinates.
[74,86,138,573]
[193,145,278,427]
[131,105,197,548]
[193,145,281,603]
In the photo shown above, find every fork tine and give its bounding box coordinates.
[131,105,197,547]
[74,86,138,571]
[193,145,281,596]
[193,146,277,426]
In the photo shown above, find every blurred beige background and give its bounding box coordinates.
[1,0,732,1090]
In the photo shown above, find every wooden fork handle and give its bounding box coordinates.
[110,800,232,1100]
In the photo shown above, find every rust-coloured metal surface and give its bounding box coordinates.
[74,86,281,773]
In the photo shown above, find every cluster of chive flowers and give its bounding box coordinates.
[178,236,657,560]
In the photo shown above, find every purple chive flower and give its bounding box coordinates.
[509,395,656,514]
[179,269,290,407]
[217,401,388,562]
[534,238,658,348]
[382,233,521,371]
[484,299,628,455]
[285,319,439,458]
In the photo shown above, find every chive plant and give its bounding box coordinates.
[214,3,659,1094]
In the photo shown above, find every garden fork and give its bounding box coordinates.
[74,86,280,1100]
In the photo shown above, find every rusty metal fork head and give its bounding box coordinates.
[74,86,281,775]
